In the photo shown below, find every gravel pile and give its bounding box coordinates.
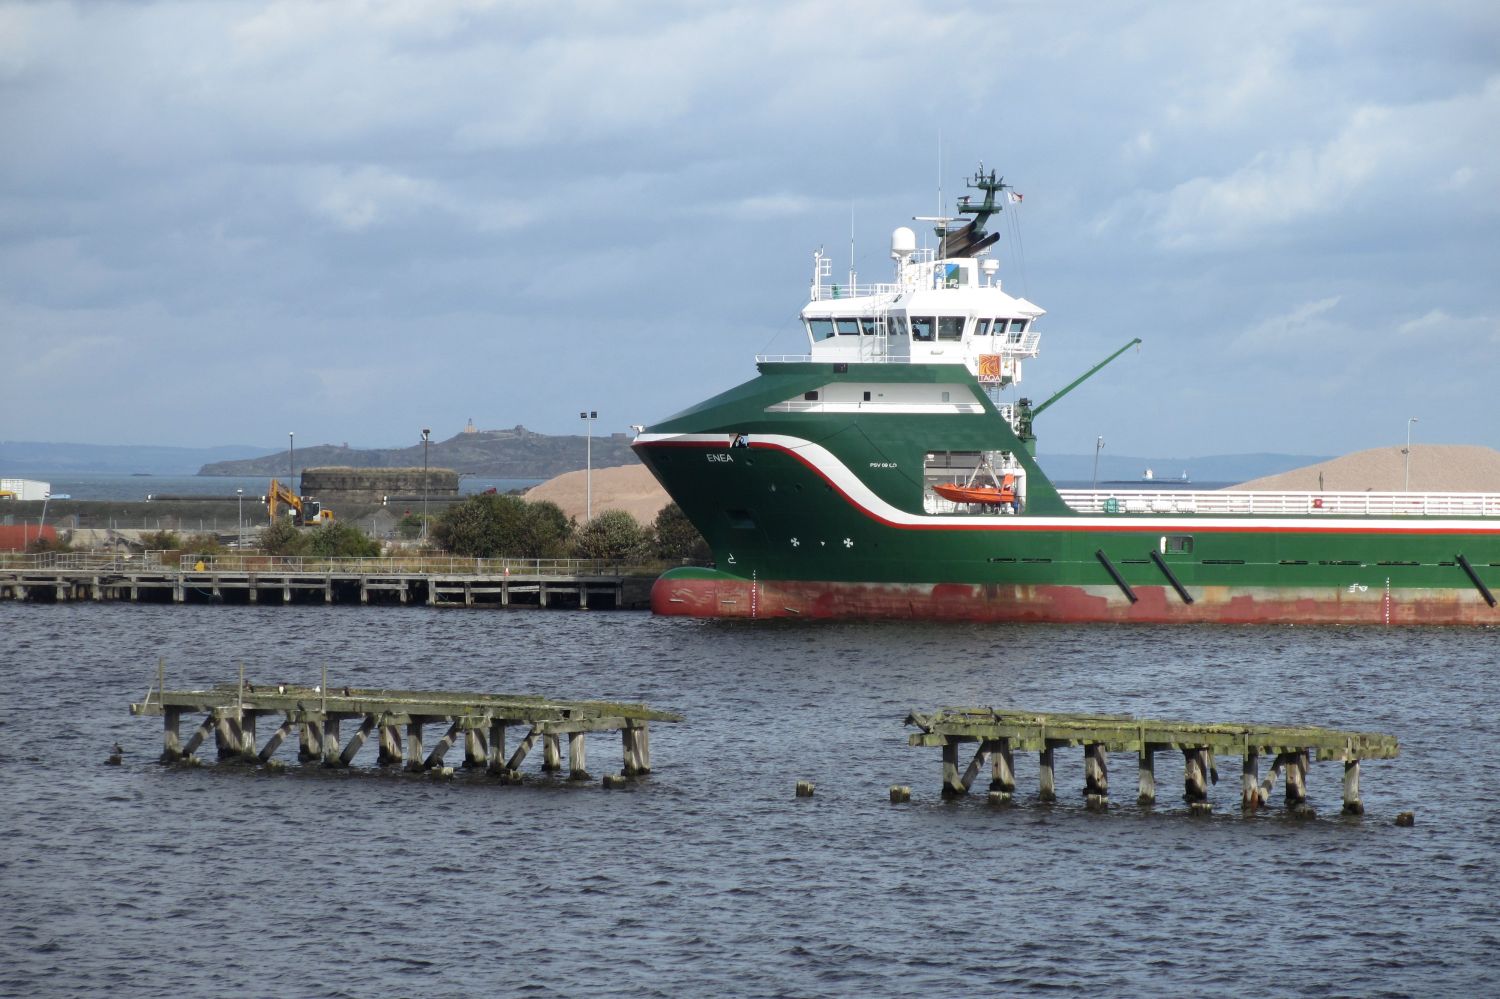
[1227,445,1500,492]
[524,464,671,526]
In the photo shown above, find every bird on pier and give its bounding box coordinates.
[341,686,351,697]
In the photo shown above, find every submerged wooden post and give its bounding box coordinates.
[161,707,183,762]
[463,725,487,769]
[1241,748,1262,810]
[1261,752,1286,803]
[1137,746,1156,806]
[1084,742,1108,797]
[214,713,239,761]
[639,725,651,773]
[1183,747,1209,803]
[239,712,257,758]
[405,719,425,771]
[1342,759,1363,815]
[337,714,376,767]
[258,715,295,763]
[542,733,562,772]
[990,738,1015,795]
[506,727,539,771]
[424,720,463,769]
[321,716,342,767]
[1286,749,1311,814]
[182,713,215,758]
[487,719,507,775]
[959,742,990,794]
[621,727,641,776]
[1038,744,1057,802]
[377,722,402,766]
[299,719,324,763]
[568,732,589,781]
[941,740,962,798]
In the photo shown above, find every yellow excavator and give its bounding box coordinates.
[266,478,334,526]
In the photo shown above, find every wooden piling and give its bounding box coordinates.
[337,715,376,767]
[423,720,463,770]
[1084,742,1108,798]
[989,737,1015,794]
[1342,759,1363,815]
[405,719,425,772]
[1241,749,1261,811]
[1137,746,1155,806]
[463,725,487,769]
[1182,747,1208,804]
[321,717,342,768]
[259,715,295,763]
[487,720,507,775]
[542,733,562,771]
[941,741,962,798]
[162,707,183,762]
[1038,745,1057,803]
[568,732,589,781]
[377,722,402,766]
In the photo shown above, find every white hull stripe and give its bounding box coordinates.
[634,433,1500,536]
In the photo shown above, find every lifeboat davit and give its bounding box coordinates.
[932,483,1015,506]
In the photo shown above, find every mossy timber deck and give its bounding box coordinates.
[906,707,1399,815]
[130,667,680,782]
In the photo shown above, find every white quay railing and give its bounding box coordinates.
[1056,489,1500,518]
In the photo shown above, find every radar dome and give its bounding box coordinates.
[890,226,916,259]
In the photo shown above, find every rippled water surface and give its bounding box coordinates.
[2,604,1497,996]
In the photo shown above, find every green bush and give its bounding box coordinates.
[185,532,226,556]
[303,522,381,558]
[258,520,305,555]
[432,494,574,558]
[652,503,709,560]
[572,510,651,561]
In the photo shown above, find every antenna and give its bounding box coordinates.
[849,203,856,293]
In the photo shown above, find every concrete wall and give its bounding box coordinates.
[301,466,460,504]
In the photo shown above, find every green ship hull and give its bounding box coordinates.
[634,362,1500,624]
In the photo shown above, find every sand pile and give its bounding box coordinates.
[524,464,671,526]
[1229,445,1500,492]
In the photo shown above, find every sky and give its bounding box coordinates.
[1,0,1497,461]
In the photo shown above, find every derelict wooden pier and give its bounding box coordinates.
[906,707,1399,816]
[131,666,680,784]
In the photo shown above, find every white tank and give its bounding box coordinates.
[890,226,916,259]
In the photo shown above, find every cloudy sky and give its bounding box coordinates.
[2,0,1496,461]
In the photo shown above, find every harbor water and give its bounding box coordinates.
[1,604,1496,996]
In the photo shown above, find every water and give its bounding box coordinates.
[2,605,1496,996]
[3,473,544,502]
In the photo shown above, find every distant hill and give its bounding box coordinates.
[198,425,640,478]
[0,440,275,475]
[1229,445,1500,492]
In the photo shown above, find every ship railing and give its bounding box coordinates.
[171,554,650,576]
[756,353,913,365]
[808,280,902,302]
[1056,489,1500,517]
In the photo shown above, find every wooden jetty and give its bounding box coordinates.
[906,707,1399,816]
[130,666,680,783]
[1,554,654,609]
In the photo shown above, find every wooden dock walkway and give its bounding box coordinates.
[906,707,1399,816]
[1,554,655,609]
[130,665,680,783]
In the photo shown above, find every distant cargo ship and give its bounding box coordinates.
[633,167,1500,623]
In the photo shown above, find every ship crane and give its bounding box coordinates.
[1014,337,1142,454]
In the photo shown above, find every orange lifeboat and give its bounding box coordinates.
[933,475,1016,506]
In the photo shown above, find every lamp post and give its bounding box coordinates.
[236,488,244,551]
[288,432,295,488]
[421,428,431,542]
[1404,417,1418,491]
[1092,436,1105,492]
[579,410,597,521]
[38,490,51,546]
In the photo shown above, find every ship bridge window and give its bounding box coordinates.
[888,315,909,338]
[836,318,861,336]
[1008,319,1029,342]
[808,318,834,341]
[975,318,992,337]
[859,317,881,336]
[911,317,935,342]
[938,316,964,341]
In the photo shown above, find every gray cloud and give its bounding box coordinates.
[1,0,1496,461]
